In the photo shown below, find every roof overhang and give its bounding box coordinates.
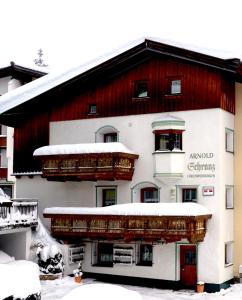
[0,38,241,127]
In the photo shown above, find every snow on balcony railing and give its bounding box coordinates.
[0,198,38,230]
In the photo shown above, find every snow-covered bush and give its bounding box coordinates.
[29,218,64,275]
[36,244,64,275]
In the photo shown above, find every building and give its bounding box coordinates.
[0,61,47,197]
[0,38,240,291]
[0,62,46,261]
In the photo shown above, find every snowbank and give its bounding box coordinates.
[44,202,211,217]
[0,260,41,300]
[60,283,143,300]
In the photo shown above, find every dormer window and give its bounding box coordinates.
[133,81,149,98]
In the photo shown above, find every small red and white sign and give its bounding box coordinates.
[203,186,214,196]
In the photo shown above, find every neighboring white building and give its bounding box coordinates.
[0,62,46,261]
[0,38,239,292]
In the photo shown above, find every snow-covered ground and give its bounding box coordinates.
[41,276,242,300]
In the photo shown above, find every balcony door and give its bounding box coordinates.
[180,245,197,288]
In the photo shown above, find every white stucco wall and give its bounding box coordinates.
[16,108,234,284]
[0,77,11,95]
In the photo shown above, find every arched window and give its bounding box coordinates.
[95,125,119,143]
[131,182,160,203]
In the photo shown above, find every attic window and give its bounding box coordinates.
[89,104,97,114]
[165,77,182,95]
[133,81,149,99]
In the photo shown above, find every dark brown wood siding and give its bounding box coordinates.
[14,112,49,173]
[49,56,235,122]
[13,55,235,172]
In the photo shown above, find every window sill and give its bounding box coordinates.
[87,113,99,117]
[152,150,185,154]
[164,94,183,99]
[92,263,113,268]
[132,96,150,102]
[136,263,153,267]
[225,263,233,268]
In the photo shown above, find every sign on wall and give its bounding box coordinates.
[202,186,214,196]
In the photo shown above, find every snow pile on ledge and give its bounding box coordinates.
[0,260,41,300]
[61,283,143,300]
[44,202,211,217]
[34,142,135,156]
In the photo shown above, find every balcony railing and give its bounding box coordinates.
[44,213,211,244]
[0,199,38,230]
[38,153,139,181]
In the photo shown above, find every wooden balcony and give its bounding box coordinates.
[34,143,139,182]
[0,199,38,231]
[44,204,211,243]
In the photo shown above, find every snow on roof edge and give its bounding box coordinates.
[0,36,240,116]
[0,38,146,115]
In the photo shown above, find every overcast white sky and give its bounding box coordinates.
[1,0,242,71]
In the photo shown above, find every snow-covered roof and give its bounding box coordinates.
[44,202,211,217]
[0,37,240,116]
[33,142,136,156]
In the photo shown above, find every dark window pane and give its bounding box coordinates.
[104,133,117,143]
[140,244,152,266]
[134,81,148,98]
[102,189,116,206]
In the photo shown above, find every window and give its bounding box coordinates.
[0,125,7,136]
[141,187,158,203]
[102,189,116,206]
[104,133,117,143]
[171,79,181,94]
[137,244,153,266]
[0,185,13,198]
[95,125,119,143]
[89,104,97,114]
[155,133,182,151]
[225,242,233,266]
[0,149,7,168]
[182,188,197,202]
[226,186,234,209]
[225,128,234,153]
[133,81,148,98]
[97,243,113,267]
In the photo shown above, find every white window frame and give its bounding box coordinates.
[226,185,234,209]
[171,79,181,94]
[177,185,199,203]
[95,185,117,207]
[136,243,153,266]
[225,128,234,153]
[225,241,233,267]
